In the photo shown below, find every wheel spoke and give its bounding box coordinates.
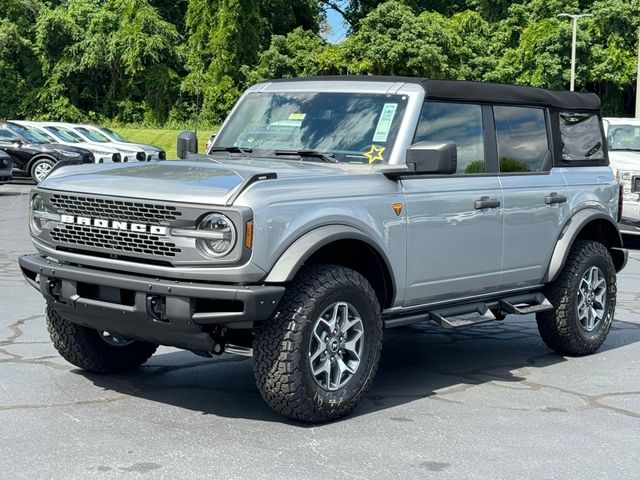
[309,343,324,364]
[312,356,331,378]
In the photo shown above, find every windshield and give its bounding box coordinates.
[10,124,51,144]
[215,92,408,163]
[30,127,56,142]
[45,126,81,143]
[76,127,109,143]
[608,125,640,151]
[100,127,128,142]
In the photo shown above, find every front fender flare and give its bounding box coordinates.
[264,225,394,287]
[545,209,624,282]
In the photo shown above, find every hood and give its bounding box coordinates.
[30,143,92,155]
[609,150,640,173]
[77,142,121,154]
[126,142,163,153]
[38,155,360,204]
[100,141,144,153]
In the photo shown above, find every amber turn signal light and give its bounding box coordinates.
[245,220,254,249]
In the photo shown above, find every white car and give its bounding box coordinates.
[604,117,640,233]
[11,121,123,164]
[80,125,166,161]
[46,122,147,162]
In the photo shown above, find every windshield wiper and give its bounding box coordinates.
[610,147,640,152]
[272,149,338,163]
[209,146,253,154]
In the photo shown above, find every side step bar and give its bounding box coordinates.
[384,292,554,329]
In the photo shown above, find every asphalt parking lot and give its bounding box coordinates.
[2,181,640,480]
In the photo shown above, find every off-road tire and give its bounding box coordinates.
[30,158,55,183]
[253,265,383,423]
[536,240,616,356]
[46,305,158,373]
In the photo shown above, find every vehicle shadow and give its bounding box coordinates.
[80,315,640,426]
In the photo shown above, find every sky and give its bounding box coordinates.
[323,3,349,44]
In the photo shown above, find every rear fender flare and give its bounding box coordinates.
[545,208,623,282]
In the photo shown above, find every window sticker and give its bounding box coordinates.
[363,145,385,164]
[373,103,398,143]
[288,113,306,121]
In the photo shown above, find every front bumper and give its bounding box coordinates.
[0,168,11,184]
[19,254,285,352]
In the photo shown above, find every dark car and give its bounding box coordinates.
[0,122,95,183]
[0,150,11,185]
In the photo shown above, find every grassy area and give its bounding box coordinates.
[112,127,217,159]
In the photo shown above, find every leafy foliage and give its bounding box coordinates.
[1,0,639,124]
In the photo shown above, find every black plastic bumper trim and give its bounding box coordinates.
[19,254,285,351]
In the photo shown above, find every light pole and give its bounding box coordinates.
[558,13,593,91]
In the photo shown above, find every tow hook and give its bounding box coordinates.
[146,295,167,322]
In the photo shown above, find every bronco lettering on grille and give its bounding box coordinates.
[60,215,168,235]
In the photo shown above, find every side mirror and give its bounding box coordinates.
[177,131,198,159]
[406,141,457,175]
[11,139,22,148]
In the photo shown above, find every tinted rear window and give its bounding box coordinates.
[494,106,549,172]
[559,112,604,161]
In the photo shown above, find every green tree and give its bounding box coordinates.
[343,1,459,77]
[34,0,181,122]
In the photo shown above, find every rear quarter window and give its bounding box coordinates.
[559,112,605,161]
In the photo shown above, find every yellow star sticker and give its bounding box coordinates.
[363,145,385,164]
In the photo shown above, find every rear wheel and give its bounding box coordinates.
[46,306,158,373]
[253,265,383,422]
[536,240,616,356]
[30,158,55,183]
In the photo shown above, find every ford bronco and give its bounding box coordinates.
[20,77,627,422]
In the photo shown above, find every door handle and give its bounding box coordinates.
[474,197,501,209]
[545,193,567,205]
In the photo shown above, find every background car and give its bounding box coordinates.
[82,125,166,160]
[46,122,147,162]
[12,121,123,164]
[0,122,94,182]
[0,150,12,185]
[604,117,640,234]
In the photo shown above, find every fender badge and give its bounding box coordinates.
[392,202,403,216]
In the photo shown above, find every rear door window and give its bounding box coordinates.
[494,106,550,172]
[559,112,604,161]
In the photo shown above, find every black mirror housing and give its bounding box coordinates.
[406,141,457,175]
[177,131,198,159]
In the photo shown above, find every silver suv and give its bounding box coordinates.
[19,77,628,422]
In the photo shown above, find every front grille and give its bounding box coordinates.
[50,194,182,224]
[51,224,181,257]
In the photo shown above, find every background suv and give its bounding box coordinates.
[0,121,94,182]
[81,124,166,161]
[12,121,122,164]
[0,150,11,185]
[604,117,640,234]
[47,122,146,162]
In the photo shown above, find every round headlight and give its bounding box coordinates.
[196,213,236,258]
[29,194,45,235]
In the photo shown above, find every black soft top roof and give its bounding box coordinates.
[269,76,601,111]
